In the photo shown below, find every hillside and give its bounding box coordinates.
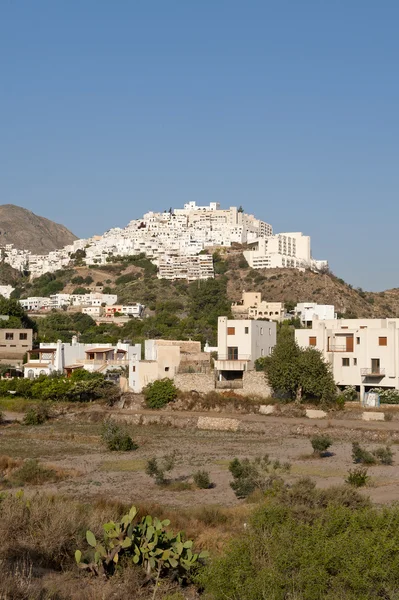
[0,204,77,254]
[16,249,399,320]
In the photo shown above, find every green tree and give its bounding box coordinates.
[264,327,336,403]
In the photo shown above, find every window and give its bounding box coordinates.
[379,337,387,346]
[261,348,264,356]
[260,327,263,335]
[27,370,34,380]
[244,327,249,334]
[341,326,348,330]
[269,328,272,335]
[164,367,170,372]
[5,333,13,340]
[309,337,317,346]
[356,337,360,344]
[227,327,235,335]
[132,366,136,372]
[227,347,238,360]
[353,358,357,366]
[342,358,350,367]
[19,333,28,340]
[360,326,367,329]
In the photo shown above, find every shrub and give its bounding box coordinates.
[143,378,178,409]
[346,466,370,487]
[373,446,394,466]
[23,403,50,426]
[146,453,176,485]
[101,421,137,452]
[341,385,358,402]
[10,459,59,485]
[193,470,212,489]
[370,388,399,404]
[229,456,290,499]
[0,411,3,424]
[310,435,332,456]
[352,442,376,465]
[199,489,399,599]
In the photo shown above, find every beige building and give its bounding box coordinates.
[232,291,285,322]
[295,318,399,397]
[214,317,276,388]
[0,328,33,365]
[129,339,210,393]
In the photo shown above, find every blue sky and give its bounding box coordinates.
[1,1,398,291]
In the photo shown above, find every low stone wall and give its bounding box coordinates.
[174,372,215,394]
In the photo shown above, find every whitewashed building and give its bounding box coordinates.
[294,303,336,326]
[295,318,399,397]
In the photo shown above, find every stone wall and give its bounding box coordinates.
[174,372,216,394]
[238,371,272,398]
[174,369,272,399]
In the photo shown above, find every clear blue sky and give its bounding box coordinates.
[1,1,398,291]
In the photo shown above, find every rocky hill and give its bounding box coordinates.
[0,204,77,254]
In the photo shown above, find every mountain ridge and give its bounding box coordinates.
[0,204,77,254]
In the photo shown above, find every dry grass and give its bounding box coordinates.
[0,491,243,599]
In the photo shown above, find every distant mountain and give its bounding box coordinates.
[0,204,77,254]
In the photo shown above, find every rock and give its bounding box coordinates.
[259,405,276,415]
[362,412,385,422]
[197,416,240,432]
[305,409,327,419]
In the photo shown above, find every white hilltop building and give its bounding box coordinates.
[243,233,327,271]
[0,202,327,281]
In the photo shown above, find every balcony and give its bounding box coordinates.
[328,345,347,352]
[361,368,385,378]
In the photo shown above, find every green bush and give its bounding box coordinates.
[101,421,137,452]
[341,385,358,402]
[228,456,290,499]
[372,446,393,466]
[193,470,212,489]
[352,442,377,465]
[346,466,370,487]
[199,486,399,599]
[23,404,50,426]
[143,378,178,409]
[310,435,332,456]
[145,453,176,485]
[370,388,399,404]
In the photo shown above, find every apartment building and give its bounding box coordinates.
[157,254,214,281]
[214,317,276,386]
[295,318,399,396]
[231,291,285,322]
[294,303,336,326]
[243,233,327,272]
[0,328,33,365]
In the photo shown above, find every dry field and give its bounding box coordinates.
[2,411,399,507]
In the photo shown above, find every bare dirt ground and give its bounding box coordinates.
[2,408,399,507]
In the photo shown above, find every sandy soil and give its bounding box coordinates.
[2,410,399,507]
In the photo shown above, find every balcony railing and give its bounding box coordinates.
[361,368,385,377]
[328,345,349,352]
[217,354,252,361]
